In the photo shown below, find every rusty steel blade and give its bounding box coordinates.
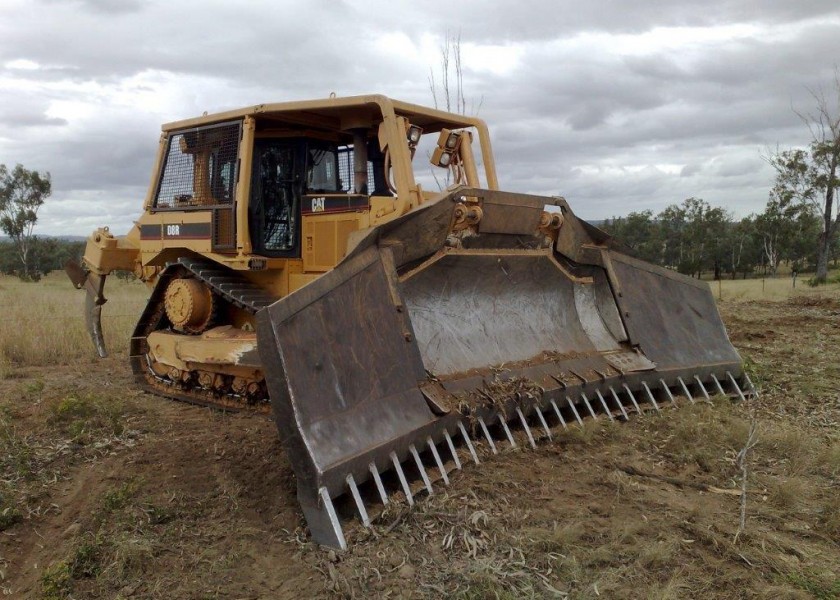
[256,188,745,548]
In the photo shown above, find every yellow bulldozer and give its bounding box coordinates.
[66,94,753,548]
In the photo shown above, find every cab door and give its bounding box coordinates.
[248,139,303,257]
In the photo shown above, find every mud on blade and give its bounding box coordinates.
[256,187,746,548]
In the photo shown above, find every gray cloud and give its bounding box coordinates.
[0,107,67,129]
[0,0,838,235]
[40,0,146,14]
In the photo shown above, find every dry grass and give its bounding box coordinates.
[0,272,148,369]
[711,271,840,301]
[765,476,808,510]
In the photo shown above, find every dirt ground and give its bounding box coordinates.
[1,294,838,599]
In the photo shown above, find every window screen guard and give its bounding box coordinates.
[154,120,241,252]
[154,121,242,210]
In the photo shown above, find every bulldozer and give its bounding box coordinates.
[66,94,753,549]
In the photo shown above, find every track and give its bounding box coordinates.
[129,256,277,413]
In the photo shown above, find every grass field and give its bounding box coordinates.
[0,273,147,373]
[0,272,838,598]
[0,270,835,363]
[713,274,840,301]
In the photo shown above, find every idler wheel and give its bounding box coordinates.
[164,278,214,333]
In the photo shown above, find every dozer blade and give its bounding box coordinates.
[65,259,108,358]
[256,187,752,549]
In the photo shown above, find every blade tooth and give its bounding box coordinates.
[319,487,347,550]
[743,372,759,397]
[534,406,553,439]
[457,422,480,464]
[499,417,517,448]
[727,371,747,403]
[346,474,371,527]
[660,379,678,407]
[580,393,598,419]
[443,430,462,470]
[711,373,726,396]
[410,444,433,495]
[641,382,661,412]
[550,400,568,429]
[390,451,414,506]
[427,436,449,485]
[566,396,584,426]
[369,462,389,505]
[477,417,499,454]
[694,375,711,401]
[609,387,629,420]
[595,390,614,422]
[623,384,643,415]
[516,407,537,449]
[677,376,696,404]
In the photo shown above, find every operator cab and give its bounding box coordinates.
[151,97,491,263]
[248,134,389,258]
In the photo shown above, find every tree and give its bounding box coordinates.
[0,238,84,279]
[0,164,51,281]
[601,210,663,263]
[659,203,688,272]
[657,197,731,278]
[755,199,786,276]
[727,216,761,279]
[429,30,467,115]
[427,31,485,190]
[767,69,840,282]
[696,203,732,281]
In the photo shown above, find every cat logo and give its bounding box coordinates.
[311,197,326,212]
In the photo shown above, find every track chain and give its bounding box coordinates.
[130,256,278,414]
[175,256,277,313]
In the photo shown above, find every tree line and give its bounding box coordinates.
[0,237,85,281]
[600,196,834,280]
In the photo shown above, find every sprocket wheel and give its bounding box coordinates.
[163,277,215,334]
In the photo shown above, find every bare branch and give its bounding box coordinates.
[454,29,465,115]
[428,67,437,110]
[734,420,759,543]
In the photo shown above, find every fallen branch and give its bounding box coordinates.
[384,510,407,535]
[617,465,741,496]
[735,420,759,542]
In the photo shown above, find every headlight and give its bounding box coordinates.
[430,146,452,167]
[439,129,461,150]
[407,124,423,145]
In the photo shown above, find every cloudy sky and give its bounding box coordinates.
[1,0,838,235]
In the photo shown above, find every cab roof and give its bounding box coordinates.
[162,94,487,135]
